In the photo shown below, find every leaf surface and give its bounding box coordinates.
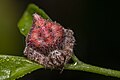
[0,55,43,80]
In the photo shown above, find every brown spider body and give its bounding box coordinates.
[24,13,75,69]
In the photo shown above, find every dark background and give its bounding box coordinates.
[0,0,120,80]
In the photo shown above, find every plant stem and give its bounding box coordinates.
[71,54,83,64]
[65,62,120,78]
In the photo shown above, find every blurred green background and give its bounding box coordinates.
[0,0,120,80]
[0,0,24,56]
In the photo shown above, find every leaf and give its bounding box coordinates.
[18,4,51,36]
[0,55,43,80]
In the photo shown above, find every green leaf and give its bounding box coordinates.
[0,55,43,80]
[18,4,51,36]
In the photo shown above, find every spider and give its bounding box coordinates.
[24,13,75,69]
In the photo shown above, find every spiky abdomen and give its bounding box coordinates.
[24,13,75,68]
